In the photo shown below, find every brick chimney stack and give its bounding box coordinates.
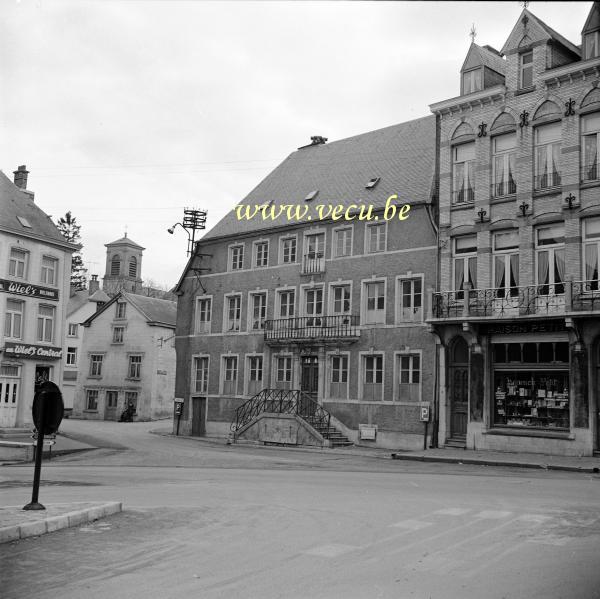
[88,274,100,295]
[13,165,29,190]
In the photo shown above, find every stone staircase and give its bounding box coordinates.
[306,418,353,447]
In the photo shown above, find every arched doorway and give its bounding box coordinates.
[449,337,469,442]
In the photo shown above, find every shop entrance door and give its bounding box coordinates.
[0,379,19,427]
[192,396,206,436]
[449,338,469,440]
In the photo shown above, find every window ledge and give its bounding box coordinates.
[533,187,562,198]
[87,375,102,379]
[125,377,141,382]
[451,202,475,211]
[514,85,536,96]
[580,180,600,190]
[490,195,517,205]
[83,410,98,413]
[483,427,574,440]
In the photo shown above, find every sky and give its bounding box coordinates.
[1,1,592,288]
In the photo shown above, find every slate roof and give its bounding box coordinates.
[0,169,75,248]
[122,292,176,327]
[66,288,111,317]
[202,115,436,241]
[475,44,507,75]
[105,234,145,250]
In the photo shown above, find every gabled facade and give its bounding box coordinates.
[428,4,600,456]
[0,166,77,427]
[173,118,439,449]
[61,275,110,412]
[73,291,176,421]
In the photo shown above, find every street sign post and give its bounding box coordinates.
[420,403,431,451]
[23,381,64,511]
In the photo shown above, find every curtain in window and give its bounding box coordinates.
[454,163,465,200]
[554,250,565,293]
[551,144,561,186]
[494,256,505,289]
[468,257,477,289]
[508,154,516,193]
[537,146,548,187]
[585,244,598,282]
[495,156,504,195]
[454,260,465,291]
[510,254,519,294]
[585,135,598,180]
[538,251,549,286]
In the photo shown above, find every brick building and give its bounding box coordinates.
[428,4,600,455]
[0,166,77,427]
[173,119,439,449]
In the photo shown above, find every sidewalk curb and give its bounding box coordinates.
[0,501,122,544]
[390,453,600,473]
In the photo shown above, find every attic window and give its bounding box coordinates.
[366,177,380,190]
[462,69,482,95]
[304,190,319,202]
[16,216,32,228]
[585,31,600,60]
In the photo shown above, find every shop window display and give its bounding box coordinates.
[492,341,570,430]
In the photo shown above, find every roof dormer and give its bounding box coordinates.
[582,2,600,60]
[460,43,506,96]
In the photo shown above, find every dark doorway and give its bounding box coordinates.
[192,396,206,436]
[301,356,319,401]
[596,343,600,452]
[449,338,468,442]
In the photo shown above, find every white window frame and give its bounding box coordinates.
[492,133,517,197]
[128,354,142,379]
[220,354,239,395]
[89,354,104,377]
[272,353,293,389]
[194,295,212,334]
[395,274,424,323]
[300,283,325,321]
[245,353,264,396]
[37,304,55,343]
[5,299,24,339]
[365,222,387,254]
[228,243,245,271]
[66,347,77,366]
[248,290,268,331]
[585,30,600,60]
[359,352,385,401]
[453,236,478,293]
[86,389,99,411]
[191,354,210,394]
[67,323,78,337]
[112,326,125,344]
[361,278,387,325]
[519,50,533,89]
[9,247,28,279]
[326,351,350,400]
[276,286,296,319]
[462,68,482,95]
[452,142,476,204]
[223,293,242,333]
[393,350,422,402]
[332,225,353,258]
[115,301,127,319]
[40,255,58,286]
[493,231,520,298]
[581,112,600,182]
[279,234,298,265]
[253,239,269,268]
[328,281,352,316]
[536,225,565,296]
[583,217,600,288]
[534,122,562,190]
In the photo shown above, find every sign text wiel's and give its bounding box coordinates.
[3,342,63,360]
[0,279,59,301]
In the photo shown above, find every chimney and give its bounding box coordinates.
[88,274,100,295]
[13,165,29,190]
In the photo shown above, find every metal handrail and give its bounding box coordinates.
[264,314,359,341]
[230,388,333,438]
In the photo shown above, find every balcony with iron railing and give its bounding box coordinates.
[491,179,517,199]
[301,253,326,275]
[264,314,360,343]
[534,171,561,192]
[429,280,600,321]
[452,187,475,205]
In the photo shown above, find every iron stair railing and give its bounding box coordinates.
[230,388,333,438]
